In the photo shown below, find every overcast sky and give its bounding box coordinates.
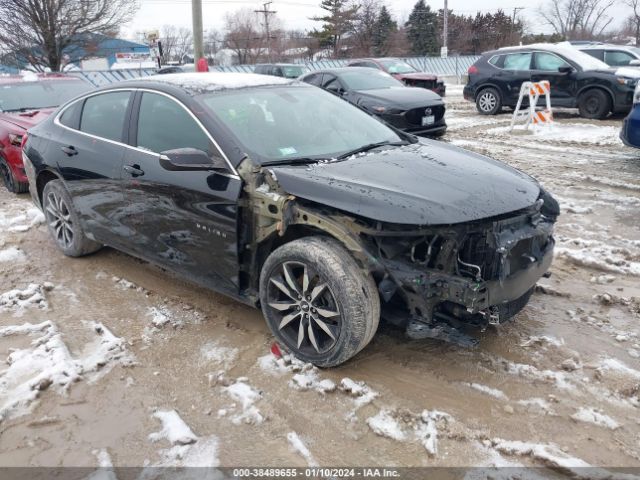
[123,0,631,41]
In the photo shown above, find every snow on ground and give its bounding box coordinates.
[287,432,318,467]
[339,377,379,410]
[570,407,620,430]
[366,410,407,441]
[0,202,44,233]
[0,246,27,263]
[223,379,264,425]
[466,383,509,401]
[0,320,133,422]
[0,284,50,316]
[487,123,623,146]
[200,341,239,370]
[149,410,198,445]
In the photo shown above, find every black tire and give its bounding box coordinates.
[578,89,611,120]
[259,236,380,367]
[0,157,28,194]
[475,87,502,115]
[42,180,102,257]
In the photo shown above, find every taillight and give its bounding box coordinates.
[8,133,23,146]
[468,65,479,75]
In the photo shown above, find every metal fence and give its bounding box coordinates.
[69,55,480,87]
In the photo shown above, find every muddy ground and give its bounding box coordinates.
[0,86,639,476]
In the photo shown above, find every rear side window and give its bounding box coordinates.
[59,101,82,129]
[502,53,532,70]
[583,49,604,61]
[136,92,222,161]
[304,73,324,86]
[80,92,131,142]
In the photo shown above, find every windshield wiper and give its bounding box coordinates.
[261,157,328,167]
[3,105,56,113]
[337,141,409,160]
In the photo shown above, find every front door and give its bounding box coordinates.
[120,91,242,295]
[531,52,576,107]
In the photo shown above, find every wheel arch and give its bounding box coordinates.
[474,83,504,101]
[36,169,64,207]
[576,85,615,108]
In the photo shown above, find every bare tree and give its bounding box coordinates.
[204,29,222,62]
[540,0,614,40]
[160,25,193,64]
[351,0,380,57]
[625,0,640,45]
[0,0,139,71]
[223,8,265,64]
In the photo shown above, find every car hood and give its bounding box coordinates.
[270,140,541,226]
[394,72,438,81]
[0,108,56,130]
[353,87,442,109]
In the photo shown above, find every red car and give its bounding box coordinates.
[0,73,92,193]
[348,58,446,97]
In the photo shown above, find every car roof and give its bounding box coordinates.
[256,63,303,67]
[578,43,638,52]
[303,66,381,75]
[0,72,82,85]
[104,72,296,95]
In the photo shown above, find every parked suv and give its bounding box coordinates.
[464,43,638,119]
[578,44,640,68]
[0,73,93,193]
[254,64,309,79]
[348,58,446,96]
[23,73,556,366]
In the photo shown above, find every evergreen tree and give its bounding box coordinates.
[373,5,397,56]
[310,0,359,57]
[405,0,439,55]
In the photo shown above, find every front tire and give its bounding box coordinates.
[259,236,380,367]
[578,89,611,119]
[0,157,28,194]
[475,87,502,115]
[42,180,102,257]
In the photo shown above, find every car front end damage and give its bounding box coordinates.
[242,165,558,347]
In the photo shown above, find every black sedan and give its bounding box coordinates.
[23,73,557,367]
[301,67,446,136]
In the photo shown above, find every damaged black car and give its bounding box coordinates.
[23,73,558,367]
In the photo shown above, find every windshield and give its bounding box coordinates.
[282,66,308,78]
[380,60,417,74]
[339,70,404,91]
[0,79,92,112]
[198,85,402,164]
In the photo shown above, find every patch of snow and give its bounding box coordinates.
[144,72,292,92]
[149,410,198,445]
[467,383,509,401]
[86,449,117,480]
[0,205,44,233]
[597,358,640,380]
[516,398,554,414]
[0,246,27,262]
[257,353,335,393]
[340,378,378,409]
[200,341,238,370]
[223,379,264,425]
[78,322,136,381]
[520,335,565,348]
[0,283,50,315]
[287,432,318,467]
[0,321,51,337]
[366,410,406,441]
[147,307,171,328]
[571,407,619,430]
[416,410,451,456]
[489,124,622,146]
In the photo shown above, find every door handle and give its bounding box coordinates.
[123,164,144,177]
[61,145,78,156]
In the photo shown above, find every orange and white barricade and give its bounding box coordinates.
[510,80,553,131]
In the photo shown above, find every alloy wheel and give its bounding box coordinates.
[266,261,341,355]
[45,191,74,249]
[478,92,497,112]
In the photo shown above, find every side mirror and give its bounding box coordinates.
[629,59,640,67]
[558,66,574,74]
[159,148,226,172]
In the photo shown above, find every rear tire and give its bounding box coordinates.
[0,157,28,194]
[475,87,502,115]
[578,89,611,119]
[259,236,380,367]
[42,180,102,257]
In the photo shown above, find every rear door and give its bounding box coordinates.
[605,50,636,67]
[120,90,242,294]
[499,52,533,105]
[531,51,576,107]
[51,90,133,248]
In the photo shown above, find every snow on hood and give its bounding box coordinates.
[499,42,610,71]
[142,72,293,92]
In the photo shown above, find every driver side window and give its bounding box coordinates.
[534,52,571,71]
[323,75,343,94]
[136,92,223,163]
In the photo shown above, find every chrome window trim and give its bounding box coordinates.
[53,87,240,179]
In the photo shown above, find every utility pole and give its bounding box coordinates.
[255,1,276,61]
[511,7,525,44]
[192,0,204,61]
[442,0,448,58]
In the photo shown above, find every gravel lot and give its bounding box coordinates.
[0,86,639,476]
